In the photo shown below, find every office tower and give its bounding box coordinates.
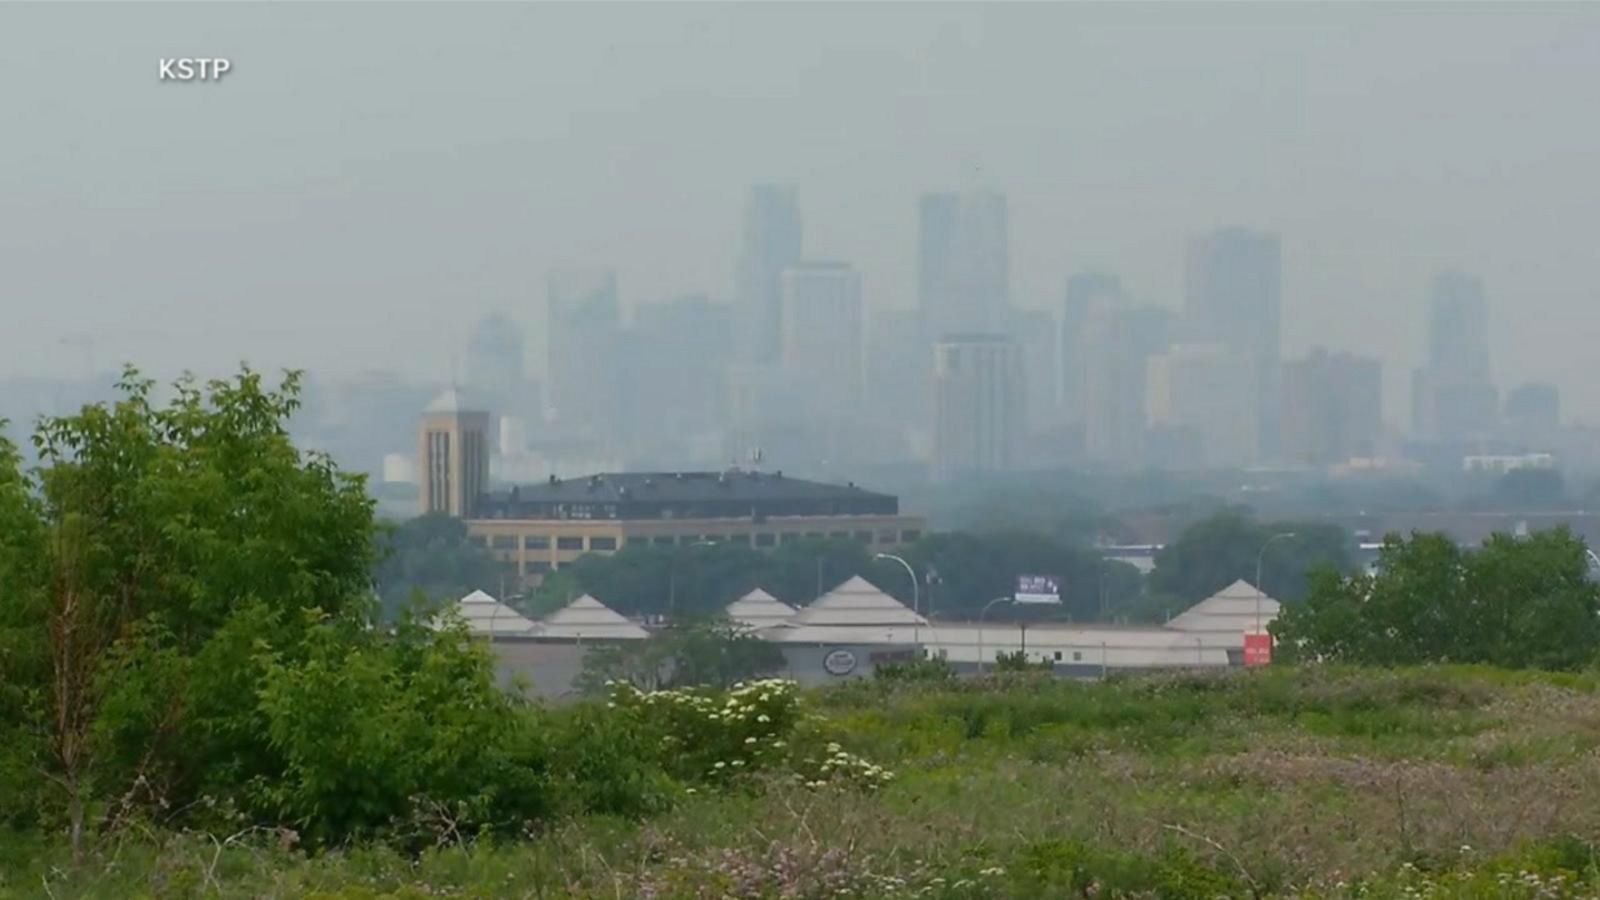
[1003,306,1057,432]
[735,184,803,364]
[465,312,540,427]
[1184,227,1282,456]
[918,189,1009,334]
[932,334,1023,481]
[624,295,735,456]
[866,308,934,449]
[781,262,863,415]
[1412,270,1496,440]
[1061,272,1125,426]
[1083,304,1171,465]
[546,267,623,435]
[1505,382,1560,440]
[1146,343,1259,469]
[418,389,491,517]
[1281,348,1383,467]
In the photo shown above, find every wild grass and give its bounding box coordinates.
[8,665,1600,899]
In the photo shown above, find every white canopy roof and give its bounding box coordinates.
[725,588,798,630]
[787,576,928,629]
[1165,579,1280,639]
[452,589,538,637]
[538,594,650,640]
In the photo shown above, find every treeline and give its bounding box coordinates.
[1276,528,1600,670]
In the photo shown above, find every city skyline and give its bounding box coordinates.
[5,5,1600,424]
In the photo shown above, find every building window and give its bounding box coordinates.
[900,530,922,543]
[556,536,584,551]
[524,535,550,550]
[1072,651,1082,662]
[877,530,896,543]
[490,535,518,550]
[730,533,751,545]
[804,532,824,540]
[590,536,618,551]
[527,561,552,574]
[780,533,800,545]
[828,531,849,540]
[469,534,488,548]
[1054,651,1063,661]
[652,536,676,548]
[853,531,874,543]
[756,533,777,548]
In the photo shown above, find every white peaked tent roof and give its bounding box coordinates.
[725,588,798,630]
[453,589,539,637]
[538,594,650,640]
[788,576,928,628]
[1165,579,1281,635]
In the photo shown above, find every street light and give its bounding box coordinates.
[874,552,922,646]
[1255,532,1298,633]
[977,596,1013,675]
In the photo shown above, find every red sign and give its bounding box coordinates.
[1243,632,1273,667]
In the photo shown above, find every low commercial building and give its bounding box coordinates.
[452,578,1284,697]
[466,470,926,583]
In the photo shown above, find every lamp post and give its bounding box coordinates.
[1254,532,1298,634]
[977,596,1012,675]
[874,552,922,647]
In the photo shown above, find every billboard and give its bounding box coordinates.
[1243,632,1273,667]
[1015,575,1061,605]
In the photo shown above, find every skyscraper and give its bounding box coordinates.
[1413,270,1496,441]
[1060,271,1125,426]
[918,188,1009,334]
[1505,382,1560,439]
[546,267,623,435]
[1003,306,1057,433]
[1184,227,1281,457]
[1281,348,1383,467]
[735,184,803,364]
[932,334,1023,481]
[781,261,863,415]
[465,313,536,423]
[418,389,491,518]
[1145,343,1259,469]
[1083,303,1171,465]
[624,294,735,456]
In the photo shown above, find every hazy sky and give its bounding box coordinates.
[4,3,1600,421]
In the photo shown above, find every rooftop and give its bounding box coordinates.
[486,470,894,507]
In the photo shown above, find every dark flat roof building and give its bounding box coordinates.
[476,470,899,521]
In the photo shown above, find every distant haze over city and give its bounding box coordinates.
[4,4,1600,424]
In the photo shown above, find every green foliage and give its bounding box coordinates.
[1274,529,1600,670]
[1149,510,1354,603]
[575,618,786,695]
[0,369,550,847]
[1488,467,1568,510]
[873,652,957,685]
[992,650,1053,673]
[372,513,505,620]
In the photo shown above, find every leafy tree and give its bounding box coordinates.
[1488,468,1567,510]
[1273,528,1600,670]
[574,618,785,694]
[1148,511,1353,604]
[373,513,507,618]
[0,368,540,850]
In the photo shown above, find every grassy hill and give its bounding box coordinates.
[8,666,1600,898]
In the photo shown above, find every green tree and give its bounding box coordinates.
[374,513,506,618]
[0,368,538,849]
[574,618,785,694]
[1488,468,1567,510]
[1273,528,1600,670]
[1148,510,1353,604]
